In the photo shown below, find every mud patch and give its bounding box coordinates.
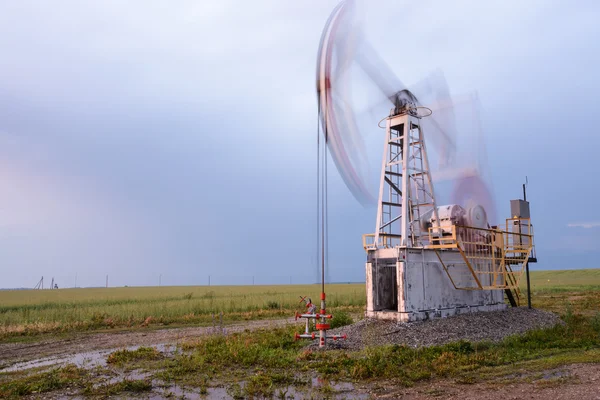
[1,343,176,373]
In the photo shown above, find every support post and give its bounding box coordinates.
[523,180,531,309]
[526,261,532,309]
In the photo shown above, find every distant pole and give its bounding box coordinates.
[159,274,162,287]
[106,275,108,288]
[290,276,292,285]
[75,272,77,288]
[253,276,255,285]
[209,275,211,286]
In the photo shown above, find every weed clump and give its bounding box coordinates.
[266,301,280,310]
[0,364,87,398]
[87,379,152,395]
[590,312,600,333]
[330,311,353,329]
[226,382,244,399]
[106,346,162,365]
[244,372,275,398]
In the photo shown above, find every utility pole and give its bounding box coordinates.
[208,275,211,286]
[159,274,162,287]
[106,275,108,288]
[252,276,255,285]
[75,272,77,288]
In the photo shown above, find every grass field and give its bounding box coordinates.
[523,269,600,316]
[1,269,599,398]
[0,269,599,339]
[0,284,364,338]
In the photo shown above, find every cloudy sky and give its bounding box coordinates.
[0,0,598,288]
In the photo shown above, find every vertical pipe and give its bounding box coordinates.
[401,119,410,246]
[317,106,321,287]
[322,115,326,299]
[523,182,531,308]
[526,262,532,309]
[318,87,327,348]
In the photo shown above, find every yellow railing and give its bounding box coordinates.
[426,218,533,291]
[362,233,403,251]
[362,234,376,251]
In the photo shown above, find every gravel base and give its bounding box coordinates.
[309,308,563,350]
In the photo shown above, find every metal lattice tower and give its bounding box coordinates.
[374,108,440,249]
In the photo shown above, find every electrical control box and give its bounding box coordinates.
[510,199,530,219]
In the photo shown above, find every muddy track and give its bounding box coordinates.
[0,317,295,367]
[376,363,600,400]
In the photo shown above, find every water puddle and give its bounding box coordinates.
[3,344,368,399]
[542,369,569,380]
[150,384,224,399]
[1,343,176,373]
[144,381,367,400]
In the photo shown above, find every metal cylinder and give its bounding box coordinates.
[319,298,326,348]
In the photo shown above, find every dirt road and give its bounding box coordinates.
[2,318,599,399]
[374,363,600,400]
[0,317,295,368]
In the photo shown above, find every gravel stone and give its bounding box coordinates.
[309,308,563,350]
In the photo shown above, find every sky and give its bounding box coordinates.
[0,0,599,288]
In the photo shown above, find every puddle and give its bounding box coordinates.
[312,376,355,391]
[1,343,176,373]
[3,344,368,399]
[140,377,367,400]
[150,384,222,399]
[144,382,367,400]
[542,369,569,380]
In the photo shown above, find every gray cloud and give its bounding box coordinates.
[0,0,599,287]
[568,223,600,229]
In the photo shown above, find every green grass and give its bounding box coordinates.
[0,365,87,398]
[0,269,598,339]
[106,346,162,365]
[523,268,600,290]
[1,269,599,397]
[153,310,600,390]
[0,284,364,339]
[2,313,598,398]
[85,378,153,396]
[521,269,600,316]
